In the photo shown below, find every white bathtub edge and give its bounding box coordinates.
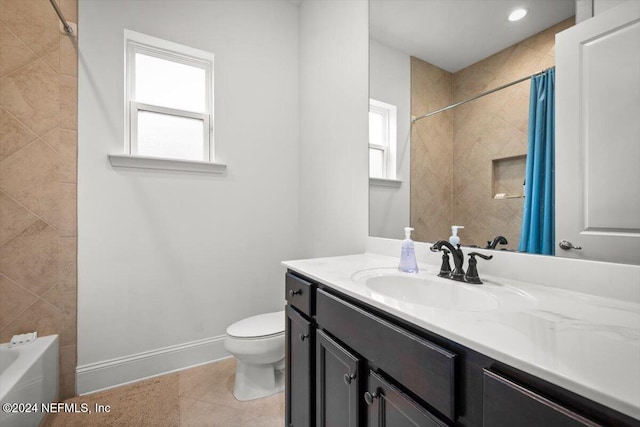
[0,335,59,403]
[76,335,229,395]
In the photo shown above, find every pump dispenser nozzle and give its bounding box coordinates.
[404,227,414,239]
[449,225,464,246]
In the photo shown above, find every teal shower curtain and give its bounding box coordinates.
[519,68,555,255]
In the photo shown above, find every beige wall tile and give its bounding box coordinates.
[499,44,545,81]
[59,35,77,77]
[0,298,60,343]
[42,128,77,183]
[0,140,62,216]
[41,285,76,347]
[0,220,58,296]
[57,237,76,292]
[42,183,76,237]
[411,56,453,243]
[59,0,78,25]
[59,75,76,130]
[0,274,37,330]
[0,0,78,399]
[0,191,37,246]
[0,59,59,135]
[0,0,59,58]
[0,107,37,161]
[59,344,76,399]
[0,22,37,77]
[59,371,76,401]
[497,90,529,134]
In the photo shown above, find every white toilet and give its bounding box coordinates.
[224,310,285,401]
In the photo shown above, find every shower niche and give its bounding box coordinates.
[491,155,526,200]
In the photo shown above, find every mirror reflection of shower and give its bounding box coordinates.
[368,7,574,253]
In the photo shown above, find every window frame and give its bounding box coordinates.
[124,30,215,162]
[369,98,397,180]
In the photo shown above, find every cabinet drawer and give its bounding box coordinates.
[483,370,600,427]
[316,289,457,421]
[286,272,315,317]
[366,370,447,427]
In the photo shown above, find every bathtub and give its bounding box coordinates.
[0,335,59,427]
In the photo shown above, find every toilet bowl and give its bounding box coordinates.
[224,311,285,401]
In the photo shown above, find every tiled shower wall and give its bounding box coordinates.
[450,17,574,248]
[411,18,573,248]
[0,0,78,399]
[410,57,453,243]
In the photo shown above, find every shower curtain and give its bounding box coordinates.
[519,67,555,255]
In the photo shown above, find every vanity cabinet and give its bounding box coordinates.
[285,269,317,427]
[284,270,640,427]
[285,305,314,427]
[315,330,362,427]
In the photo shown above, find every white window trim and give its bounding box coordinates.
[108,154,227,174]
[115,30,225,173]
[369,177,403,188]
[129,102,211,161]
[369,98,398,180]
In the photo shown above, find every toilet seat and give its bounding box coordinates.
[226,311,284,339]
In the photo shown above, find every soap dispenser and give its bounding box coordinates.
[399,227,418,273]
[449,225,464,246]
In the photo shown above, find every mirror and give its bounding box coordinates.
[369,0,575,253]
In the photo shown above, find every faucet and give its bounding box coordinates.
[486,235,508,250]
[430,240,465,281]
[430,240,493,284]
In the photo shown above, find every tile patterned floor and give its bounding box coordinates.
[43,357,285,427]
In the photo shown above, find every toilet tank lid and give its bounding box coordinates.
[227,311,285,338]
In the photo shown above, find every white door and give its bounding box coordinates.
[556,0,640,265]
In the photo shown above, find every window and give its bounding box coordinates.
[369,99,397,180]
[125,30,214,162]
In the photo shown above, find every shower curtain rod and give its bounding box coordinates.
[48,0,74,35]
[412,67,554,123]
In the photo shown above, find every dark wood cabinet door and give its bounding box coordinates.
[316,330,362,427]
[286,305,313,427]
[483,370,600,427]
[365,370,447,427]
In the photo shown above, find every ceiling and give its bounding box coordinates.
[370,0,576,72]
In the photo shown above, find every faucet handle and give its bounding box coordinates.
[465,252,493,284]
[437,249,451,277]
[468,252,493,260]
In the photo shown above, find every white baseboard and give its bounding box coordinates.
[76,335,229,395]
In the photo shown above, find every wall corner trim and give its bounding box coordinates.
[76,335,229,395]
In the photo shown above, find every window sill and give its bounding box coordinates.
[108,154,227,174]
[369,177,403,188]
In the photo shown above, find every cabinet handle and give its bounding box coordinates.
[299,333,309,342]
[364,391,379,406]
[343,373,356,385]
[288,289,302,298]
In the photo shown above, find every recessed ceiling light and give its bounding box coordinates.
[508,8,528,22]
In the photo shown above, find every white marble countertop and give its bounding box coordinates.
[282,253,640,420]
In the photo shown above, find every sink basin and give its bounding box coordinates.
[364,273,499,311]
[351,268,533,312]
